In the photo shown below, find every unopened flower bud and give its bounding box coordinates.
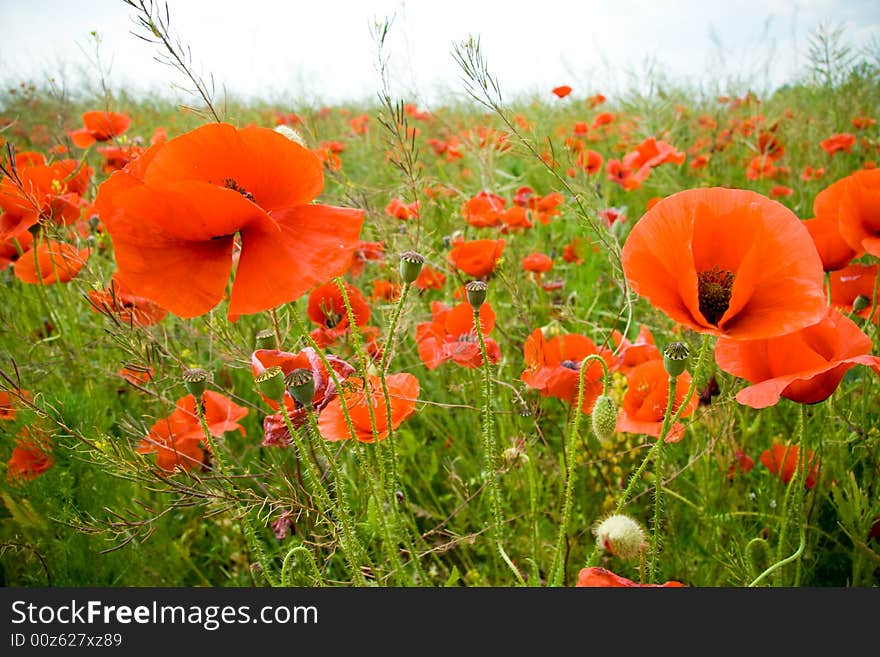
[593,514,646,560]
[853,295,871,313]
[285,368,315,408]
[182,368,211,398]
[399,251,425,284]
[591,395,618,444]
[663,341,690,378]
[256,366,286,403]
[465,280,488,311]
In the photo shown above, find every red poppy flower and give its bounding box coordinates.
[759,444,819,489]
[252,347,355,446]
[371,279,401,302]
[118,365,154,385]
[802,213,858,272]
[801,166,825,181]
[95,123,364,319]
[307,281,370,346]
[448,238,505,278]
[820,133,856,156]
[576,149,604,175]
[622,188,827,340]
[714,308,880,408]
[385,197,420,220]
[611,324,660,373]
[727,449,756,479]
[0,389,31,421]
[0,231,32,269]
[346,240,384,278]
[690,154,710,170]
[588,93,607,108]
[616,359,698,442]
[13,240,89,285]
[88,277,168,326]
[463,191,506,228]
[830,263,877,322]
[6,427,54,484]
[522,252,553,274]
[521,329,614,413]
[416,301,501,370]
[593,112,615,129]
[98,143,145,173]
[552,85,572,98]
[500,206,532,231]
[830,169,880,258]
[415,264,447,291]
[576,567,685,587]
[851,116,876,130]
[624,137,685,171]
[69,111,131,148]
[318,373,419,443]
[769,185,793,198]
[746,154,779,180]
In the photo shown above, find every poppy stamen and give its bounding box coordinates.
[560,359,580,371]
[224,177,255,203]
[697,266,736,326]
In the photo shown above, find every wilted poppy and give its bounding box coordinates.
[6,427,54,484]
[318,373,419,442]
[69,111,131,148]
[252,347,355,446]
[759,443,819,489]
[830,263,877,322]
[576,567,684,587]
[13,240,89,285]
[448,238,505,278]
[616,359,698,442]
[521,329,613,413]
[96,123,364,319]
[714,308,880,408]
[622,188,827,340]
[416,301,501,370]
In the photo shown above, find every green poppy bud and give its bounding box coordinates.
[465,280,488,312]
[399,251,425,284]
[663,341,690,378]
[591,394,618,444]
[285,368,315,408]
[256,366,286,403]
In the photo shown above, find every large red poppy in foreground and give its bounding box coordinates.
[622,188,826,340]
[96,123,364,319]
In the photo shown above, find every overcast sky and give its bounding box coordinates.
[1,0,878,105]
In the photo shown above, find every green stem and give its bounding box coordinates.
[771,404,809,586]
[474,308,525,586]
[649,375,677,581]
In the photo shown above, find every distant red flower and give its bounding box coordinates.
[415,264,447,291]
[13,240,89,285]
[552,85,573,98]
[349,114,369,135]
[6,427,54,484]
[746,154,779,180]
[448,238,505,278]
[463,191,506,228]
[587,93,607,108]
[622,188,827,340]
[593,112,615,129]
[616,359,698,442]
[69,111,131,148]
[820,133,856,156]
[851,116,876,130]
[576,149,604,175]
[0,389,31,421]
[252,347,355,446]
[307,281,370,346]
[118,365,154,385]
[759,444,819,489]
[800,166,825,181]
[88,276,168,326]
[576,567,685,587]
[95,123,364,319]
[347,240,384,278]
[727,450,756,479]
[769,185,793,198]
[98,143,145,173]
[562,238,587,264]
[830,263,877,322]
[372,279,401,302]
[416,301,501,370]
[521,329,613,413]
[715,308,880,408]
[385,197,420,220]
[690,154,710,170]
[318,373,419,443]
[522,252,553,275]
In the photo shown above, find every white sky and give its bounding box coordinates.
[1,0,878,105]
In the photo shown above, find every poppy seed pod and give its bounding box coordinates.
[663,341,690,377]
[255,366,286,403]
[465,280,488,311]
[285,368,315,408]
[399,251,425,284]
[593,514,647,560]
[182,368,211,398]
[591,394,618,444]
[255,328,276,350]
[853,295,871,313]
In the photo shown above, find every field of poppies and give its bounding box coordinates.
[1,10,879,588]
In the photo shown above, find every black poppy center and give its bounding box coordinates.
[224,177,255,203]
[697,266,736,326]
[560,359,580,371]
